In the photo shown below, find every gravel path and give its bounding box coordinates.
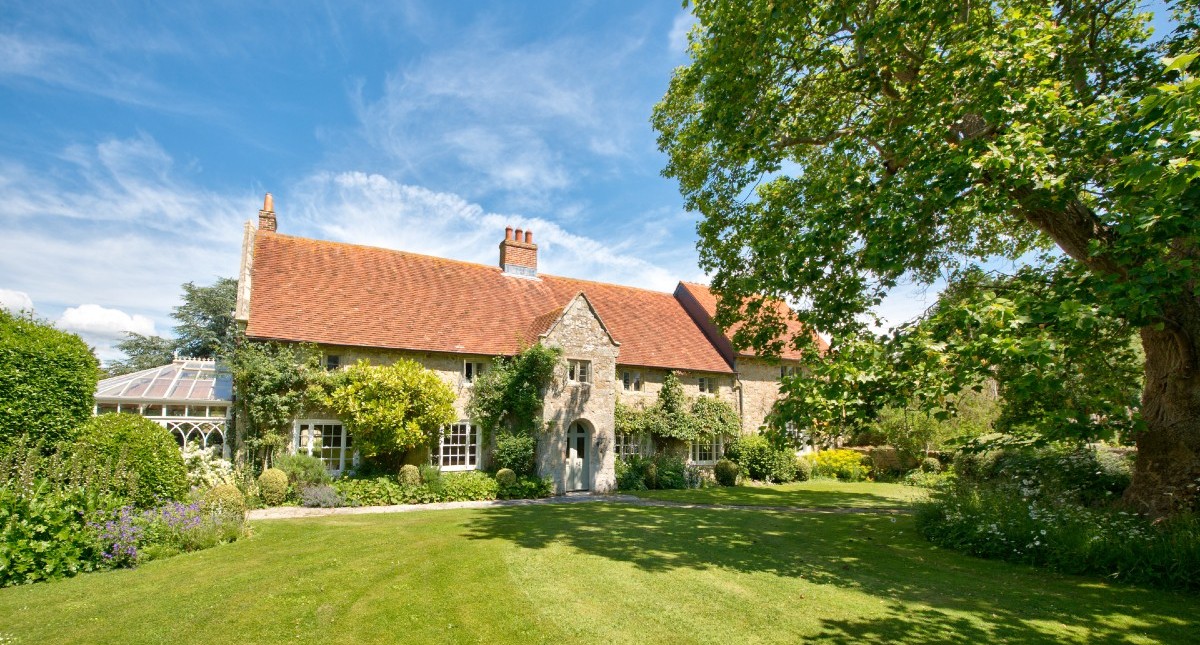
[248,494,911,520]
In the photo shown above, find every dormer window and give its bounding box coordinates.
[464,361,488,384]
[568,359,591,384]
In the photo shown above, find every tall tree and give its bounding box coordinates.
[107,277,237,375]
[654,0,1200,515]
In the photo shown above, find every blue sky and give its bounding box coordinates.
[0,1,1179,362]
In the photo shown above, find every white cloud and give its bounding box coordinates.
[58,304,157,339]
[0,289,33,314]
[292,171,681,292]
[668,11,697,55]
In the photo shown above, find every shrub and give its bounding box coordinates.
[439,471,498,502]
[814,449,869,481]
[921,456,942,473]
[615,455,649,491]
[418,464,441,485]
[181,443,234,490]
[495,468,517,488]
[398,464,421,486]
[794,455,813,481]
[257,468,289,506]
[726,435,797,483]
[76,414,188,508]
[203,484,246,518]
[134,499,246,561]
[954,444,1132,507]
[0,310,98,448]
[273,453,330,488]
[498,476,554,500]
[299,485,343,508]
[917,482,1200,592]
[714,459,738,486]
[492,433,537,477]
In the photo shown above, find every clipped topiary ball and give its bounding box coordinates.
[204,483,246,518]
[921,456,942,473]
[399,464,421,486]
[258,468,289,506]
[794,455,813,481]
[495,468,517,488]
[714,458,738,486]
[644,462,659,489]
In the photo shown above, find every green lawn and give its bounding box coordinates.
[0,498,1195,644]
[625,479,929,508]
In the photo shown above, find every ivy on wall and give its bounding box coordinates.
[466,344,562,439]
[616,372,740,442]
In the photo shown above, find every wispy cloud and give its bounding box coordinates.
[668,11,697,55]
[0,289,33,315]
[290,171,681,292]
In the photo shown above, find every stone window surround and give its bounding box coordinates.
[621,369,643,391]
[567,359,592,384]
[463,360,488,385]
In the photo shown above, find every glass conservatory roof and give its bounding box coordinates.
[95,358,233,403]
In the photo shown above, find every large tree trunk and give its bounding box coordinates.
[1123,306,1200,518]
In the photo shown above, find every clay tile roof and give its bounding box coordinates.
[246,233,734,374]
[675,281,828,362]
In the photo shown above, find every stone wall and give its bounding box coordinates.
[613,366,738,412]
[734,357,799,435]
[537,294,620,493]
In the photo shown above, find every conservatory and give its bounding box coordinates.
[94,358,233,456]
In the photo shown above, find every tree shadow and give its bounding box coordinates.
[462,503,1198,643]
[628,484,915,508]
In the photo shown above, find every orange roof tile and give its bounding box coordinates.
[675,282,828,362]
[246,233,735,374]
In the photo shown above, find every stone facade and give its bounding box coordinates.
[735,358,794,435]
[536,293,620,493]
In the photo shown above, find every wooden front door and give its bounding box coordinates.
[565,422,589,491]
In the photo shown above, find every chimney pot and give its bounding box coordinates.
[258,192,277,232]
[499,226,537,276]
[514,228,524,241]
[264,192,274,212]
[505,226,513,240]
[524,230,533,244]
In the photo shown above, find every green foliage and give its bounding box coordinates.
[492,433,537,477]
[229,339,324,464]
[615,453,695,491]
[917,486,1200,592]
[257,468,289,506]
[813,449,869,482]
[713,459,738,486]
[332,471,543,506]
[202,484,246,518]
[497,476,554,500]
[181,443,235,491]
[793,455,812,482]
[272,453,330,488]
[418,464,441,486]
[954,444,1133,508]
[0,309,98,448]
[108,333,175,377]
[726,435,797,483]
[921,457,943,474]
[77,414,188,508]
[495,468,517,488]
[398,464,421,486]
[325,359,457,463]
[0,446,130,587]
[466,344,561,438]
[108,277,237,376]
[439,471,499,502]
[616,373,740,443]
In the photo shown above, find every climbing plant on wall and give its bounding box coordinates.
[466,343,561,439]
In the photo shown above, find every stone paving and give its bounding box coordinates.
[247,493,911,520]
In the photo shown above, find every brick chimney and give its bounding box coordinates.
[258,193,277,232]
[499,227,537,277]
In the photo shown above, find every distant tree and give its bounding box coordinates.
[106,277,237,375]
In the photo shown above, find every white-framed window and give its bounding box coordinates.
[621,370,643,392]
[294,420,353,473]
[698,376,719,394]
[463,360,488,384]
[431,422,481,471]
[615,433,649,459]
[568,359,591,384]
[689,435,726,465]
[780,365,797,379]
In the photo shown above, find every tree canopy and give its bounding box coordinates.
[655,0,1200,515]
[108,277,237,376]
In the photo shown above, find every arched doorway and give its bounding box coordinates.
[565,420,591,491]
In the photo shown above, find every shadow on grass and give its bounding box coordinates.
[627,484,915,508]
[463,503,1197,643]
